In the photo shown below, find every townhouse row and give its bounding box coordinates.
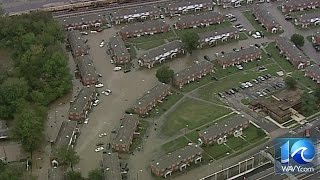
[252,4,282,33]
[217,0,270,9]
[295,12,320,28]
[281,0,319,13]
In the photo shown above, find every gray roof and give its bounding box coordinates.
[174,61,213,82]
[48,167,65,180]
[198,27,239,41]
[120,20,168,34]
[139,40,183,63]
[199,115,249,140]
[55,121,78,148]
[275,37,309,66]
[166,0,213,9]
[109,36,130,58]
[111,5,160,20]
[218,47,262,64]
[76,55,98,82]
[283,0,319,9]
[297,12,320,23]
[252,5,281,28]
[57,13,109,26]
[0,120,9,139]
[102,152,122,180]
[306,65,320,76]
[113,115,139,146]
[69,86,96,115]
[135,83,171,109]
[176,11,224,25]
[151,145,203,172]
[67,30,88,53]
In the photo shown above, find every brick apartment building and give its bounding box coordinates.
[112,115,139,152]
[199,115,250,145]
[173,61,214,88]
[110,5,160,24]
[295,12,320,28]
[102,152,122,180]
[119,20,169,39]
[138,40,184,68]
[76,55,98,86]
[275,37,310,69]
[68,86,97,121]
[133,83,171,116]
[174,11,224,30]
[305,65,320,83]
[252,5,282,33]
[312,32,320,45]
[217,47,262,69]
[198,27,239,47]
[164,0,214,16]
[217,0,258,9]
[281,0,319,13]
[107,36,131,65]
[67,30,89,57]
[150,145,203,178]
[58,13,110,31]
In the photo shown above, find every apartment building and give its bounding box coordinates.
[110,6,160,24]
[107,36,131,65]
[68,86,97,121]
[138,40,184,68]
[58,13,110,31]
[150,145,203,178]
[133,83,171,116]
[102,152,122,180]
[197,27,239,47]
[295,12,320,28]
[76,55,98,86]
[67,30,89,57]
[199,115,250,145]
[112,115,139,152]
[173,61,214,88]
[174,11,224,29]
[164,0,214,16]
[275,37,310,69]
[305,65,320,83]
[119,20,169,39]
[281,0,319,13]
[217,47,262,69]
[252,5,282,33]
[0,120,9,139]
[217,0,257,8]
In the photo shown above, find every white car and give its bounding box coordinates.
[90,30,98,33]
[236,65,243,70]
[95,83,104,88]
[246,82,253,87]
[252,31,262,39]
[99,133,107,138]
[99,41,105,48]
[95,146,105,152]
[80,31,88,35]
[114,67,122,71]
[84,118,89,124]
[241,83,249,88]
[93,99,100,106]
[110,60,115,64]
[160,14,164,19]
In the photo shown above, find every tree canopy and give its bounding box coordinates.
[88,168,104,180]
[156,65,174,84]
[56,146,80,171]
[290,34,305,47]
[301,92,317,116]
[66,171,84,180]
[180,31,199,54]
[284,76,297,89]
[0,163,24,180]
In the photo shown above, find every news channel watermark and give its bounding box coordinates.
[274,138,318,174]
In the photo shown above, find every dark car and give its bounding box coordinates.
[218,92,225,98]
[124,69,131,73]
[96,28,103,32]
[266,74,272,78]
[232,88,239,92]
[267,53,272,57]
[225,91,231,95]
[204,55,211,61]
[96,142,104,146]
[254,44,260,48]
[211,76,218,81]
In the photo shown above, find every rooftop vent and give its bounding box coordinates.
[120,139,123,142]
[178,155,181,158]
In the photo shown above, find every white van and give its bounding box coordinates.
[114,67,122,71]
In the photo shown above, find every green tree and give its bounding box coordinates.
[301,92,317,116]
[284,76,297,89]
[88,168,104,180]
[180,31,199,54]
[156,65,174,84]
[66,171,84,180]
[290,34,305,47]
[56,146,80,171]
[314,86,320,102]
[0,3,4,16]
[0,164,23,180]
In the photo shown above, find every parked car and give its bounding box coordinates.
[80,31,88,35]
[252,79,259,84]
[95,146,105,152]
[95,83,104,88]
[218,92,225,98]
[98,133,107,138]
[257,76,265,81]
[99,40,105,47]
[93,99,100,106]
[225,91,231,95]
[235,23,243,28]
[257,91,263,97]
[90,30,98,33]
[246,82,253,87]
[266,74,272,78]
[230,17,237,22]
[84,118,89,124]
[233,48,240,52]
[114,67,122,71]
[236,65,243,70]
[204,55,211,61]
[252,31,261,39]
[98,73,103,77]
[241,83,249,88]
[96,142,105,146]
[160,14,165,19]
[232,88,239,92]
[230,89,235,94]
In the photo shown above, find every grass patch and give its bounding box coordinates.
[148,91,184,118]
[239,32,249,40]
[161,98,232,136]
[265,42,295,72]
[291,70,318,90]
[130,120,149,152]
[226,136,249,150]
[126,30,176,44]
[241,98,251,105]
[176,21,232,37]
[161,136,190,153]
[202,144,232,160]
[242,124,266,143]
[135,39,166,50]
[179,74,213,93]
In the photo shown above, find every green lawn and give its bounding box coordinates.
[265,42,295,72]
[291,70,318,90]
[126,30,176,44]
[161,136,190,153]
[176,21,232,37]
[306,36,313,43]
[226,136,249,150]
[161,98,232,136]
[130,120,149,152]
[239,32,249,40]
[148,91,184,118]
[202,144,232,159]
[242,124,266,143]
[135,39,166,50]
[179,74,213,93]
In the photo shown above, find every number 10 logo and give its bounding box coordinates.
[280,139,316,165]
